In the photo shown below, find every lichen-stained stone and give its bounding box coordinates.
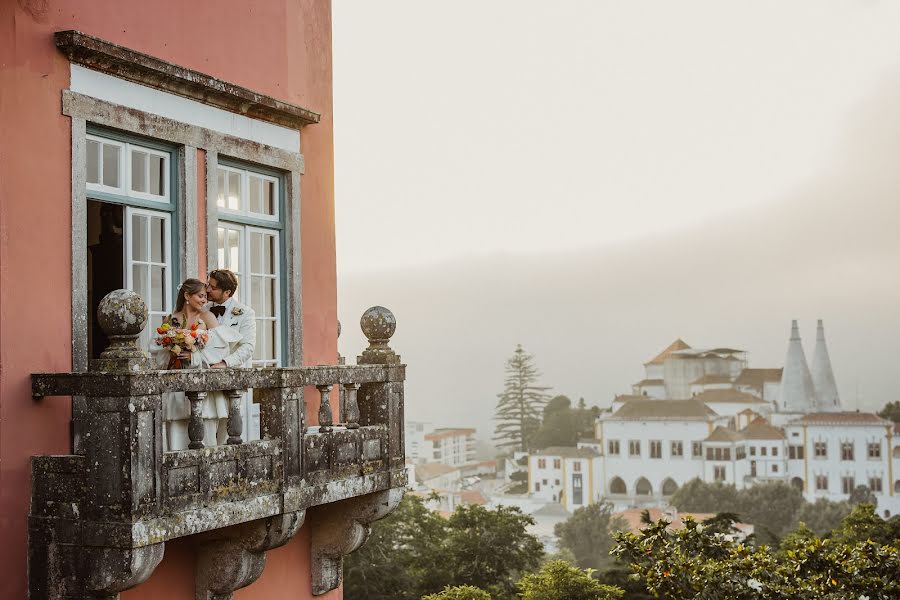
[28,300,407,598]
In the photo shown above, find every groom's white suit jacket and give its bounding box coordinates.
[208,299,256,368]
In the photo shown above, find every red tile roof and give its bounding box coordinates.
[789,412,891,426]
[645,339,691,365]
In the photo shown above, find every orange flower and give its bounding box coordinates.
[162,337,172,344]
[191,323,198,331]
[191,330,198,338]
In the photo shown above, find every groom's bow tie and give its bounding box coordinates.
[210,305,226,318]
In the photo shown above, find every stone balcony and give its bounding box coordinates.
[28,291,406,600]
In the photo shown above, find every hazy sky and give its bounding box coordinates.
[332,2,900,438]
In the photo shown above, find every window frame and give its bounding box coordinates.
[84,126,181,354]
[215,157,288,368]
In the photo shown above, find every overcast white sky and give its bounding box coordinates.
[334,0,900,272]
[332,1,900,436]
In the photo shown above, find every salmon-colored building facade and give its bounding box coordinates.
[1,2,406,598]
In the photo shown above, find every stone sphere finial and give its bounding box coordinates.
[98,289,148,337]
[358,306,400,365]
[92,289,150,372]
[337,319,342,339]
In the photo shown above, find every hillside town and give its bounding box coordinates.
[405,320,899,549]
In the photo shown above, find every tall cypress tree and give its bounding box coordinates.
[493,344,551,452]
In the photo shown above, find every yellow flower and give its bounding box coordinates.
[171,345,182,355]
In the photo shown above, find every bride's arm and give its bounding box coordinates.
[200,311,219,330]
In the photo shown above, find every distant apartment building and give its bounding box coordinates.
[406,420,434,464]
[526,320,900,516]
[426,427,478,467]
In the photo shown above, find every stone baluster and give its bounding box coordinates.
[317,384,334,433]
[187,391,207,449]
[226,389,244,445]
[343,383,360,429]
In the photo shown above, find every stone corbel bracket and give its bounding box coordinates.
[195,511,305,600]
[309,488,404,595]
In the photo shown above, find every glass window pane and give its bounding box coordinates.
[263,180,274,215]
[264,235,274,274]
[103,143,120,187]
[254,322,266,361]
[217,228,226,268]
[264,278,275,318]
[250,232,262,274]
[131,214,148,262]
[249,176,262,214]
[266,320,276,361]
[133,263,149,304]
[228,229,240,271]
[150,266,165,312]
[87,140,100,184]
[217,168,226,208]
[150,216,165,262]
[131,151,147,193]
[227,171,241,210]
[251,276,264,317]
[149,154,164,196]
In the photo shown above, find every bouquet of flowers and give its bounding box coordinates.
[155,321,209,369]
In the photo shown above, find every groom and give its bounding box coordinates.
[205,269,256,369]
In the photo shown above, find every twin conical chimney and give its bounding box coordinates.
[811,319,841,412]
[779,320,817,413]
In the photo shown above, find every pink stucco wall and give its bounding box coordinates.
[0,1,339,598]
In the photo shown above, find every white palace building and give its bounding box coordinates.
[528,321,900,517]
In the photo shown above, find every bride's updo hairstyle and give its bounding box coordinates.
[174,278,207,314]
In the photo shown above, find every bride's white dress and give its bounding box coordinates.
[152,318,243,451]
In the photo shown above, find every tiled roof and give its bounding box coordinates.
[415,463,460,482]
[788,412,891,427]
[691,374,733,385]
[734,368,783,387]
[614,394,648,402]
[532,446,599,459]
[607,399,717,421]
[705,426,744,442]
[425,428,476,441]
[634,378,664,386]
[613,508,753,535]
[458,490,488,506]
[645,339,691,365]
[741,417,785,440]
[696,389,766,404]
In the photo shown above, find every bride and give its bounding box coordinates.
[153,278,241,451]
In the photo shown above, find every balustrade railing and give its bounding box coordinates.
[28,291,406,599]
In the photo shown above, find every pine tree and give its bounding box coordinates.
[493,345,551,451]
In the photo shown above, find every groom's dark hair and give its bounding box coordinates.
[209,269,239,296]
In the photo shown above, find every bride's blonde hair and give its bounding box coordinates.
[174,278,206,314]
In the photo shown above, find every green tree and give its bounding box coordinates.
[613,516,900,599]
[736,481,804,544]
[670,478,740,513]
[848,484,877,506]
[517,560,622,600]
[878,400,900,422]
[830,503,900,546]
[421,586,492,600]
[554,502,625,571]
[444,504,545,599]
[345,494,449,600]
[791,498,851,537]
[346,496,545,600]
[530,396,599,450]
[494,345,551,452]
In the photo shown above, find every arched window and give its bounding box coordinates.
[894,480,900,494]
[661,478,678,496]
[791,477,803,491]
[893,446,900,458]
[635,477,652,496]
[610,477,626,495]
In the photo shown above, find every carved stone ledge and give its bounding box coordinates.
[308,488,404,595]
[86,544,165,599]
[196,511,305,600]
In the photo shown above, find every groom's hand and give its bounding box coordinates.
[210,361,227,369]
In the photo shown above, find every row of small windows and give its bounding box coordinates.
[603,439,890,462]
[535,459,583,471]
